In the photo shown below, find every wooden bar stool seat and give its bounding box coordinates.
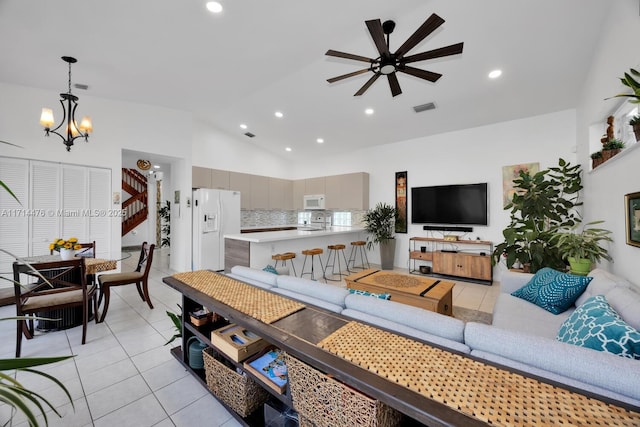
[325,244,350,281]
[300,248,324,281]
[271,252,297,276]
[347,240,370,271]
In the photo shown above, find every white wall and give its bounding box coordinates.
[192,121,294,178]
[0,82,194,271]
[577,0,640,281]
[288,110,577,278]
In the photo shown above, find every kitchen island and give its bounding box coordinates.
[224,226,366,273]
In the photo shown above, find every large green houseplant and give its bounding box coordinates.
[608,68,640,104]
[362,202,397,270]
[551,221,613,275]
[492,158,583,273]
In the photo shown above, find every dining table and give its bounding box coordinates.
[16,251,131,331]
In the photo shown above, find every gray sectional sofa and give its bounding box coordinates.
[226,265,640,407]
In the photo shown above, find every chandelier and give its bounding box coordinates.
[39,56,93,152]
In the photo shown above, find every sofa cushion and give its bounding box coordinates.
[511,267,591,314]
[270,288,343,313]
[341,309,470,354]
[602,286,640,331]
[262,265,279,274]
[557,295,640,359]
[347,288,391,300]
[575,268,631,307]
[344,294,465,343]
[492,293,572,339]
[227,265,278,289]
[275,275,349,307]
[464,322,640,402]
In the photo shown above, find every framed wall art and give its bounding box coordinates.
[395,171,407,233]
[625,191,640,247]
[502,162,539,208]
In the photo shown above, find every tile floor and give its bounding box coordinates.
[0,249,498,427]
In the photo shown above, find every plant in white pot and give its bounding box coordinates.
[551,220,613,276]
[362,202,397,270]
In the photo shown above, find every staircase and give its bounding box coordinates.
[122,168,148,236]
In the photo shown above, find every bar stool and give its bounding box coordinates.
[347,241,370,271]
[324,244,350,281]
[271,252,297,276]
[300,248,325,281]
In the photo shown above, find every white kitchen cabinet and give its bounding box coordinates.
[250,175,270,209]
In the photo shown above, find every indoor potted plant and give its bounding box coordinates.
[602,138,625,161]
[608,68,640,104]
[630,115,640,141]
[362,202,397,270]
[492,158,582,273]
[590,150,604,169]
[551,220,613,275]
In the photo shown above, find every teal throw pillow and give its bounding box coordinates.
[262,265,279,275]
[511,267,592,314]
[348,288,391,300]
[557,295,640,359]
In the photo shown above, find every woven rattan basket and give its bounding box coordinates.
[203,347,269,417]
[284,353,401,427]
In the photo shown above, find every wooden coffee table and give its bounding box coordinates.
[345,269,454,316]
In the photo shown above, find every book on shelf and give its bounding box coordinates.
[243,347,288,394]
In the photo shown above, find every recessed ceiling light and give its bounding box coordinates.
[365,108,374,115]
[153,165,160,169]
[275,111,284,118]
[206,2,223,13]
[240,124,247,129]
[285,147,292,152]
[316,138,324,144]
[488,69,502,79]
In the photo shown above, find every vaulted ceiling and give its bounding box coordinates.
[0,0,610,160]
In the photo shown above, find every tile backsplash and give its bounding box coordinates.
[241,210,364,228]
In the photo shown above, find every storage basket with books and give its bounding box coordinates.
[202,347,269,417]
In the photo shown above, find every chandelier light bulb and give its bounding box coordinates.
[40,108,55,128]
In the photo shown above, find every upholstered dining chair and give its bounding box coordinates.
[96,242,155,323]
[13,258,97,357]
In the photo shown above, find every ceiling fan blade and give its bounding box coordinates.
[354,73,381,96]
[399,66,442,82]
[327,68,371,83]
[365,19,390,57]
[326,49,373,63]
[401,42,464,64]
[394,13,445,58]
[387,73,402,97]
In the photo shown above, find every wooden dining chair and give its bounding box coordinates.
[96,242,155,323]
[13,258,97,357]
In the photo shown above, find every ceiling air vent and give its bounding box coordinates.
[413,102,436,113]
[244,132,256,138]
[74,83,89,90]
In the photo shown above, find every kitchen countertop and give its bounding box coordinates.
[225,226,364,243]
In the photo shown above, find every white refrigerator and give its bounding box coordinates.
[192,188,241,271]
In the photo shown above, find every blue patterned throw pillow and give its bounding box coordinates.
[262,265,279,275]
[557,295,640,359]
[348,288,391,300]
[511,267,592,314]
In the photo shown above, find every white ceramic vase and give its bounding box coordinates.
[59,248,76,261]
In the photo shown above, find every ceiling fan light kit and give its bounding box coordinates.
[326,13,464,97]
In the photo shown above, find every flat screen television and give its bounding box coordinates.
[411,183,488,225]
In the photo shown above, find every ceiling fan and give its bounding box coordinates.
[326,14,463,97]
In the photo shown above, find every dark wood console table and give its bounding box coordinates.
[163,271,640,427]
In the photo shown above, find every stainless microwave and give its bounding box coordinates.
[303,194,326,210]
